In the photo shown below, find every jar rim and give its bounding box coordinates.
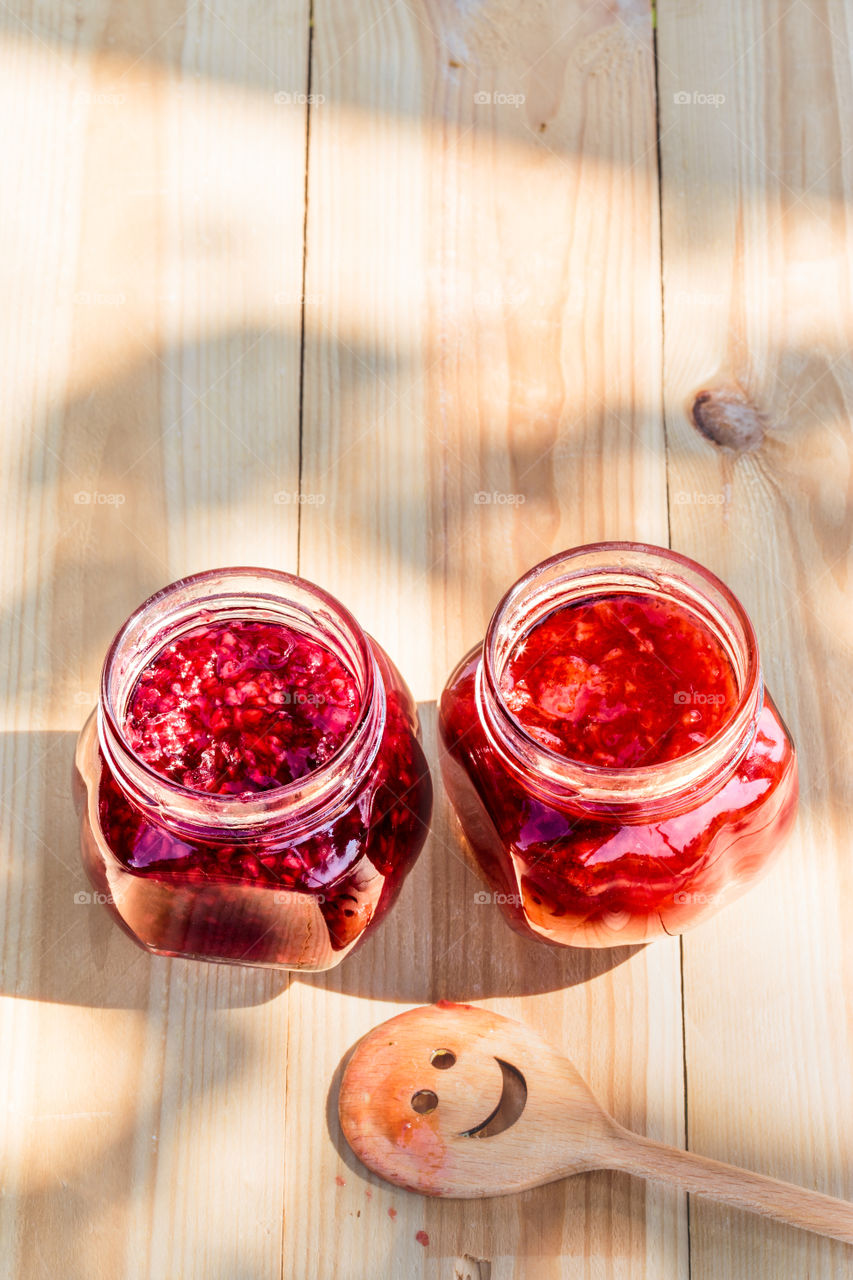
[98,566,385,835]
[480,541,762,809]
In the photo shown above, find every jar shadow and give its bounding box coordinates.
[295,701,645,1002]
[296,905,645,1003]
[3,725,638,1009]
[0,731,288,1010]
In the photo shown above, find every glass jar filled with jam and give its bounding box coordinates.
[439,543,798,947]
[74,568,432,970]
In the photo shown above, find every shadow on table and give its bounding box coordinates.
[295,700,645,1003]
[0,730,288,1010]
[0,718,640,1009]
[0,2,656,162]
[2,995,274,1280]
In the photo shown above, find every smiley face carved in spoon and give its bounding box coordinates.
[409,1041,527,1140]
[338,1001,605,1197]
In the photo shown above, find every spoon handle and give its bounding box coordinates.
[604,1128,853,1245]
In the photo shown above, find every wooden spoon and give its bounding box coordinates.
[338,1002,853,1243]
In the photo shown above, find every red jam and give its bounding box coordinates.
[124,620,360,794]
[74,575,432,971]
[499,594,738,768]
[439,558,798,948]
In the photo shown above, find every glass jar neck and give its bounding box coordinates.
[477,542,763,818]
[98,568,386,841]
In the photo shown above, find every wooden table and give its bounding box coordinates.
[1,2,851,1276]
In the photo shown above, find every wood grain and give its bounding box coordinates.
[0,0,850,1276]
[658,1,853,1277]
[287,2,684,1277]
[0,3,309,1277]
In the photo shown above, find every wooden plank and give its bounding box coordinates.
[0,5,310,1276]
[657,1,853,1276]
[287,2,685,1276]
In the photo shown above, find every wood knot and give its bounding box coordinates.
[690,386,768,452]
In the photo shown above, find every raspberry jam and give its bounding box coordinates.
[439,544,798,947]
[74,570,432,970]
[499,594,738,769]
[124,620,360,795]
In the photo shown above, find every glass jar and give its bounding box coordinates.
[74,568,433,970]
[438,543,798,947]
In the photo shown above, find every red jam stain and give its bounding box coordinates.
[499,594,738,768]
[124,619,360,794]
[387,1207,397,1220]
[334,1176,345,1187]
[389,1088,448,1193]
[395,1114,445,1168]
[415,1231,430,1247]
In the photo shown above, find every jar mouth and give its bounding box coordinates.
[98,567,385,836]
[480,542,762,809]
